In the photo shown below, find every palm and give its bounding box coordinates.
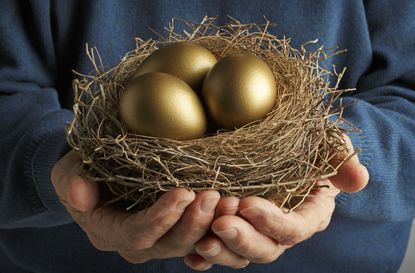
[185,133,369,270]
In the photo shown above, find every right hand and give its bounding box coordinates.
[51,150,220,264]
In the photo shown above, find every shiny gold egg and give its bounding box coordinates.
[134,42,217,91]
[120,72,207,140]
[202,53,277,129]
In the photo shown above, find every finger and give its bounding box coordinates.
[330,134,369,192]
[67,174,100,212]
[70,205,131,251]
[50,150,82,201]
[212,215,285,263]
[118,190,215,263]
[214,196,240,218]
[239,181,338,246]
[51,150,100,212]
[294,180,339,232]
[120,188,195,251]
[184,254,213,271]
[195,234,249,268]
[118,249,153,265]
[331,159,369,193]
[71,188,195,251]
[150,190,220,258]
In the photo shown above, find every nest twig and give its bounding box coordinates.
[67,16,354,211]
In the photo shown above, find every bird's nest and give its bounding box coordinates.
[67,17,354,211]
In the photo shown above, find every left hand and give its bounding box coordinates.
[184,134,369,270]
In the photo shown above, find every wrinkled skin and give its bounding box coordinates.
[51,134,368,270]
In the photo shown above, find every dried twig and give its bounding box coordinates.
[67,17,353,211]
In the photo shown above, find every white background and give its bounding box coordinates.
[399,220,415,273]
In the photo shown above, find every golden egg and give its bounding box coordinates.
[202,53,277,129]
[120,72,207,140]
[134,42,217,91]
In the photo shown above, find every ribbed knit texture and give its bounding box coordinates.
[1,0,414,272]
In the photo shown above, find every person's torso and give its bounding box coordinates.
[52,0,372,109]
[2,1,410,272]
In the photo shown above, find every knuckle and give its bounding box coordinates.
[197,245,215,256]
[231,261,250,269]
[148,242,169,258]
[74,213,89,225]
[278,229,308,246]
[318,217,332,231]
[119,253,148,264]
[89,210,105,227]
[159,217,179,231]
[254,210,284,238]
[127,237,155,251]
[90,240,109,251]
[187,203,204,217]
[232,239,251,255]
[86,233,110,251]
[122,230,154,251]
[251,213,268,229]
[74,218,92,234]
[73,214,92,231]
[253,253,279,264]
[121,221,156,251]
[122,218,179,252]
[144,241,189,260]
[157,192,184,209]
[159,249,187,259]
[145,209,182,231]
[154,238,192,258]
[290,232,308,245]
[120,256,136,264]
[196,243,221,259]
[261,222,276,238]
[328,203,336,215]
[319,223,329,232]
[185,218,210,237]
[292,232,308,244]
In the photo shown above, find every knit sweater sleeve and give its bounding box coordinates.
[335,0,415,222]
[0,1,73,228]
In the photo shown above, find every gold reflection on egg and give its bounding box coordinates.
[134,42,217,91]
[202,53,277,129]
[120,72,207,140]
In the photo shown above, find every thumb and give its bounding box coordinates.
[330,134,369,193]
[51,150,100,212]
[66,174,100,212]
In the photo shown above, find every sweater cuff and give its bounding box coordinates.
[25,110,73,215]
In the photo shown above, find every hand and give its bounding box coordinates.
[51,150,220,264]
[185,134,369,270]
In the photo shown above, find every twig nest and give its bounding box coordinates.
[67,17,352,211]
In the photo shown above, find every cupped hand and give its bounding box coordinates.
[51,150,220,264]
[185,134,369,270]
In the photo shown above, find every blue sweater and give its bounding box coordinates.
[1,1,414,272]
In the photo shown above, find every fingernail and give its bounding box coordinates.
[214,228,237,239]
[201,195,218,213]
[240,206,262,218]
[198,244,221,257]
[239,261,250,269]
[177,199,193,211]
